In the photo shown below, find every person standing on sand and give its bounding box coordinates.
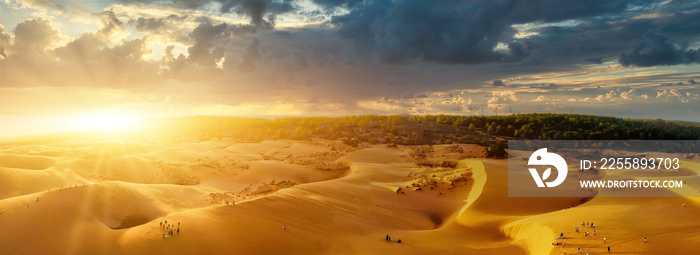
[604,237,606,243]
[644,237,647,243]
[386,234,389,241]
[283,225,286,230]
[608,246,610,252]
[578,247,581,253]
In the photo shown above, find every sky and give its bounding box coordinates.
[0,0,699,137]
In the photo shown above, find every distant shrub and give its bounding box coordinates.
[483,143,507,159]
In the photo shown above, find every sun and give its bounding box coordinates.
[74,111,141,131]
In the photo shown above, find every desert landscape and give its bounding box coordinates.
[2,0,700,253]
[1,115,699,255]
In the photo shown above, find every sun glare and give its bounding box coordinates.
[74,111,141,131]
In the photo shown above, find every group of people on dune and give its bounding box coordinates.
[556,221,649,254]
[385,234,401,244]
[160,220,181,239]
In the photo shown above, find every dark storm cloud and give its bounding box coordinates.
[492,80,506,87]
[311,0,362,9]
[165,18,270,70]
[326,0,700,67]
[239,38,261,71]
[619,30,700,67]
[506,0,655,23]
[133,14,187,32]
[583,57,604,64]
[219,0,295,28]
[116,0,295,27]
[331,0,530,64]
[518,8,700,68]
[386,75,409,86]
[327,0,658,65]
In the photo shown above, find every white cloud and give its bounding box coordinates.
[532,94,561,103]
[488,91,517,109]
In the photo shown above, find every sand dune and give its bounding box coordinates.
[1,136,699,254]
[0,153,57,170]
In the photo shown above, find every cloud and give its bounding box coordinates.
[116,0,295,28]
[619,30,700,67]
[580,89,629,103]
[11,17,63,59]
[238,38,261,71]
[507,0,651,24]
[311,0,361,9]
[219,0,294,28]
[1,0,700,124]
[656,88,699,103]
[386,75,408,86]
[0,13,165,88]
[532,95,561,104]
[324,0,700,66]
[331,0,531,64]
[131,14,192,43]
[0,24,13,60]
[488,91,517,108]
[514,5,700,69]
[186,21,230,68]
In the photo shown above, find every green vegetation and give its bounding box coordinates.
[137,114,700,145]
[483,143,507,159]
[416,114,700,140]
